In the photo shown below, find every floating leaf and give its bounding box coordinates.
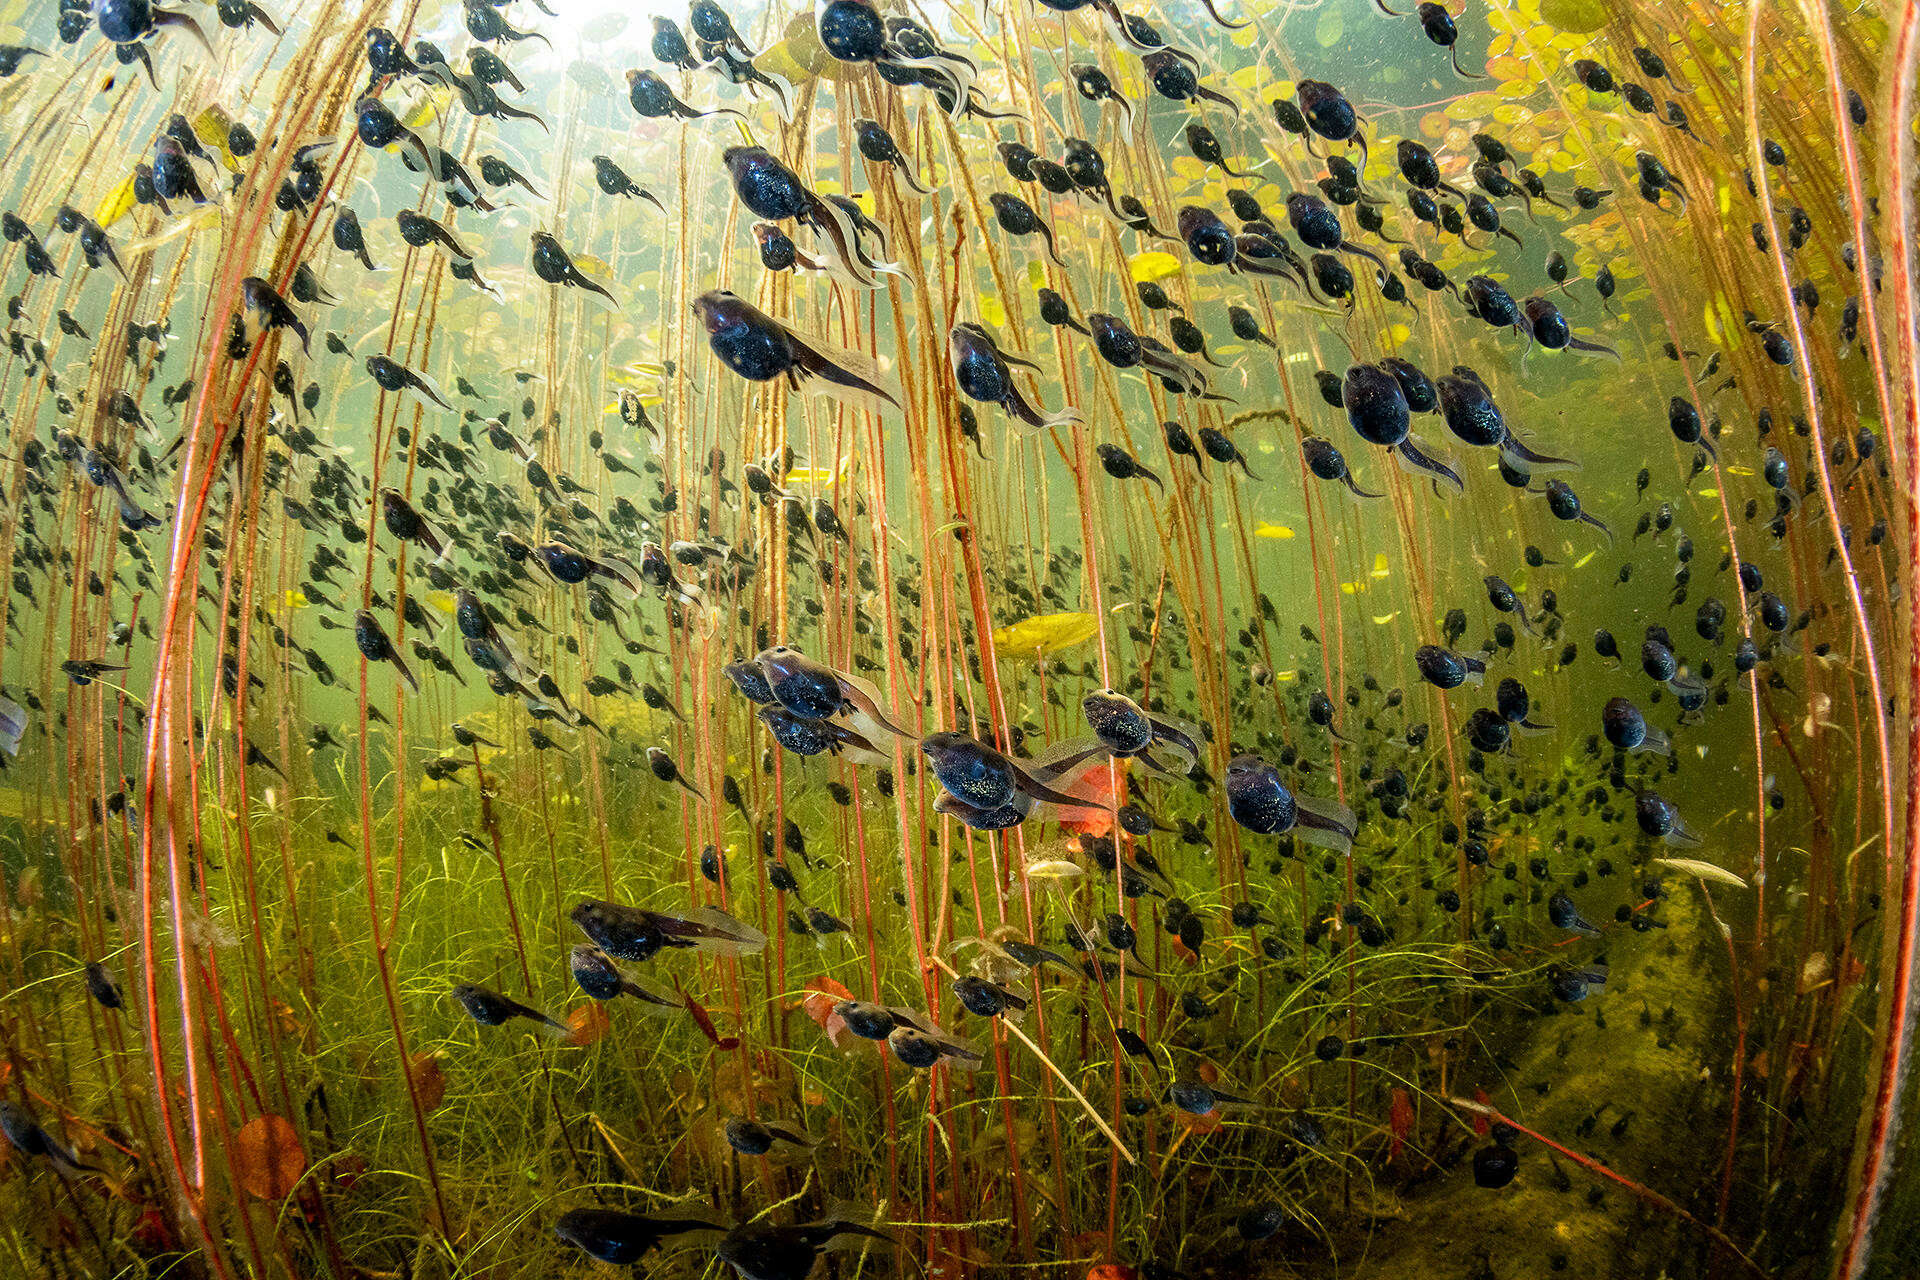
[801,978,857,1050]
[1058,764,1117,836]
[786,455,852,486]
[1314,7,1344,47]
[1027,859,1085,880]
[564,1002,611,1047]
[190,105,241,170]
[1253,521,1295,539]
[571,254,613,285]
[407,1051,447,1111]
[233,1115,306,1199]
[580,11,627,40]
[992,612,1099,658]
[1538,0,1610,32]
[1129,251,1182,283]
[401,85,455,130]
[95,172,138,230]
[1652,857,1749,888]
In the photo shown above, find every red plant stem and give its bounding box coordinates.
[1837,1,1920,1274]
[1743,0,1895,894]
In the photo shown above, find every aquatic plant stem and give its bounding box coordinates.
[1836,2,1920,1275]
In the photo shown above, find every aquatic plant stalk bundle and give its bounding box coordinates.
[0,0,1912,1277]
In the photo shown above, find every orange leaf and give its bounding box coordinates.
[801,978,857,1049]
[1174,1108,1222,1136]
[407,1052,446,1111]
[564,1003,611,1048]
[1058,767,1117,836]
[233,1115,306,1199]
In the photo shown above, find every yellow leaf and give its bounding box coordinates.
[978,293,1007,327]
[1253,521,1295,539]
[992,612,1099,658]
[1129,251,1182,283]
[95,172,138,229]
[1372,612,1400,625]
[1025,859,1085,880]
[1370,553,1390,579]
[1314,7,1344,47]
[785,457,852,485]
[402,85,455,130]
[1574,551,1597,568]
[1538,0,1611,32]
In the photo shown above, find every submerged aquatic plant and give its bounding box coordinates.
[0,0,1915,1276]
